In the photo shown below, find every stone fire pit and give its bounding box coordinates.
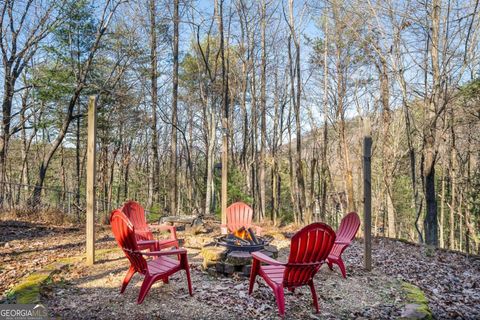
[201,243,278,276]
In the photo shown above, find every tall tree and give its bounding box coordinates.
[0,0,64,204]
[31,0,123,202]
[423,0,441,246]
[170,0,179,216]
[216,0,229,225]
[259,0,267,221]
[288,0,308,222]
[149,0,160,210]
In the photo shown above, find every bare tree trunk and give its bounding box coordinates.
[376,57,396,238]
[449,109,457,250]
[464,130,479,253]
[286,68,298,224]
[439,168,445,248]
[249,33,259,220]
[0,71,14,202]
[320,14,329,221]
[309,157,317,220]
[423,0,440,246]
[390,10,424,243]
[148,0,160,210]
[458,192,463,251]
[331,1,355,214]
[258,0,267,222]
[236,1,250,174]
[205,97,215,215]
[216,0,229,225]
[170,0,179,216]
[187,104,195,210]
[123,141,132,200]
[288,0,307,223]
[74,98,82,217]
[108,143,120,209]
[19,87,33,190]
[271,64,284,226]
[60,147,67,201]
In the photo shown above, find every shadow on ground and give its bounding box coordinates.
[0,220,80,244]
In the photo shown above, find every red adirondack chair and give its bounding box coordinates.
[121,201,178,251]
[221,202,262,235]
[249,223,336,317]
[326,211,360,278]
[110,209,193,304]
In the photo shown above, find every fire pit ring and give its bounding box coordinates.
[215,234,274,253]
[201,235,278,276]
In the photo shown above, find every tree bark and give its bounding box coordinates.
[170,0,179,216]
[149,0,160,210]
[258,0,267,222]
[423,0,440,247]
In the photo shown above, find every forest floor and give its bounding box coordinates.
[1,218,479,319]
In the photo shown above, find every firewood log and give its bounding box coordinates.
[247,227,260,244]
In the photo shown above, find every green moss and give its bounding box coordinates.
[401,282,433,320]
[7,248,121,304]
[9,272,51,304]
[56,256,81,264]
[402,283,428,304]
[7,258,75,304]
[95,247,121,260]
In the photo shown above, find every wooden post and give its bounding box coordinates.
[221,118,228,227]
[86,96,97,265]
[363,135,372,271]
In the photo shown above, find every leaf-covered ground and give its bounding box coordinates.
[1,219,479,319]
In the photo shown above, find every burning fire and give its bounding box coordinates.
[222,226,262,247]
[233,227,252,241]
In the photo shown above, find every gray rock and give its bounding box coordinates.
[400,304,430,319]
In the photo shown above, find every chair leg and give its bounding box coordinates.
[137,276,155,304]
[249,259,260,295]
[184,264,193,296]
[274,286,285,317]
[336,258,347,278]
[327,259,333,271]
[308,280,319,313]
[120,266,135,294]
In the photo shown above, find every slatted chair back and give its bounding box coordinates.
[283,223,336,287]
[226,202,254,232]
[336,212,360,241]
[328,212,360,261]
[110,209,148,274]
[122,201,153,242]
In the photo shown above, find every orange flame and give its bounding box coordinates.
[233,227,252,241]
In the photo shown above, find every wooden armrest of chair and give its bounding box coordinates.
[137,240,158,245]
[138,239,179,251]
[142,248,187,257]
[251,251,285,266]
